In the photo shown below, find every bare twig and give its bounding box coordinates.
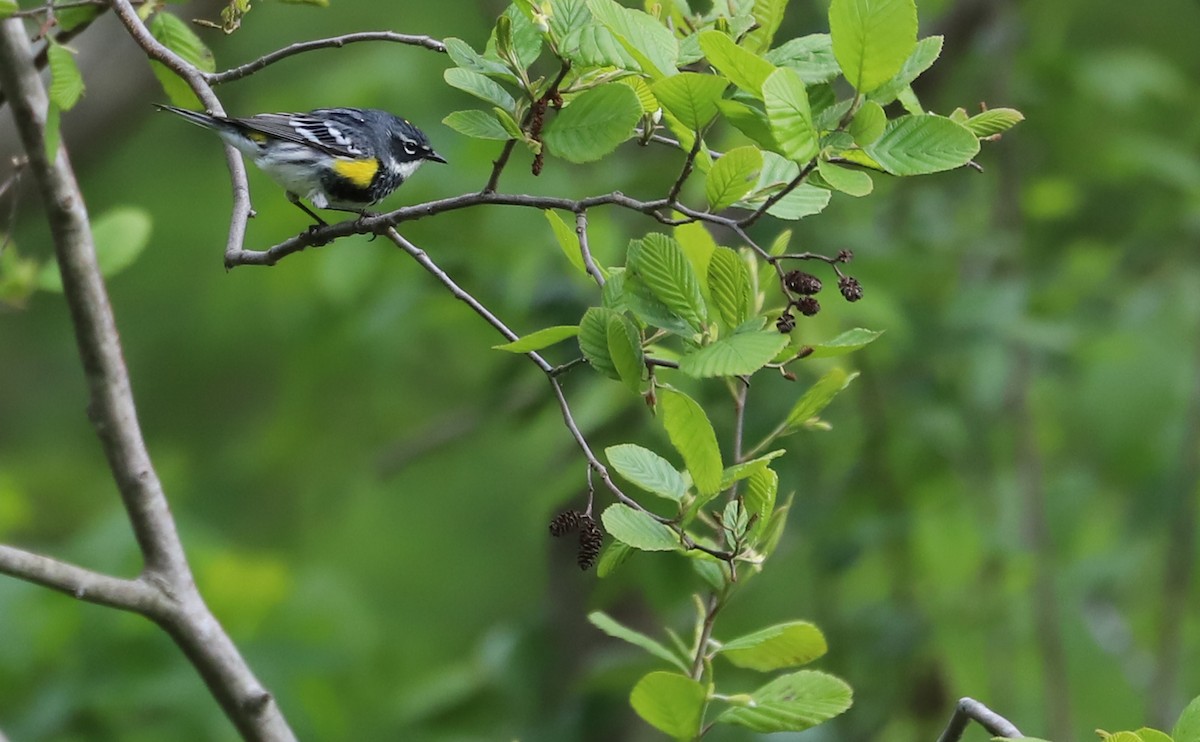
[575,210,605,287]
[207,32,446,85]
[0,17,294,741]
[665,130,704,207]
[936,697,1022,742]
[739,159,819,228]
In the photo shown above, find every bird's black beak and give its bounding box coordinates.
[426,150,448,164]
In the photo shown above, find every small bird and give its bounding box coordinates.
[155,104,446,225]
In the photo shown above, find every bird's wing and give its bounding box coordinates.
[231,112,369,158]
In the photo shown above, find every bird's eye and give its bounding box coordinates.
[402,140,418,155]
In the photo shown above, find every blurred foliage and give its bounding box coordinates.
[2,0,1200,740]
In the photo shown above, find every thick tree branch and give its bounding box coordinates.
[0,17,295,742]
[207,32,446,85]
[936,697,1022,742]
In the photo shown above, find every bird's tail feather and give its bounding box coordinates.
[153,103,229,131]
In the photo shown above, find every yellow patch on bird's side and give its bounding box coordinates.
[247,132,268,144]
[331,158,380,188]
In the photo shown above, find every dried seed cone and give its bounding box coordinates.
[839,276,864,302]
[549,509,583,537]
[577,515,603,571]
[784,270,822,295]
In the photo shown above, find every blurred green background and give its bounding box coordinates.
[2,0,1200,740]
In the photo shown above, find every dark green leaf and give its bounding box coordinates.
[544,83,641,163]
[624,274,697,337]
[596,540,632,577]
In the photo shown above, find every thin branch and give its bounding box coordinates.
[575,210,605,286]
[206,32,446,85]
[936,697,1022,742]
[107,0,251,266]
[665,130,704,207]
[0,545,162,612]
[738,159,819,228]
[690,593,722,679]
[483,60,571,193]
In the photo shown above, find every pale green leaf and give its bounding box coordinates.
[443,37,515,80]
[765,34,841,85]
[678,332,789,378]
[544,210,588,275]
[606,444,687,502]
[562,22,641,71]
[46,41,84,111]
[850,99,887,146]
[817,160,873,196]
[719,670,853,732]
[630,672,707,740]
[652,72,729,130]
[0,0,17,18]
[828,0,917,93]
[601,504,681,551]
[1175,695,1200,742]
[964,107,1026,137]
[747,184,831,220]
[715,99,778,151]
[806,328,883,358]
[865,114,981,175]
[579,307,620,379]
[720,449,786,490]
[743,466,778,545]
[868,35,943,104]
[627,234,707,333]
[38,207,153,291]
[543,83,641,163]
[608,312,646,393]
[442,109,512,140]
[698,31,776,98]
[148,11,214,107]
[444,68,517,113]
[596,540,632,577]
[707,246,752,328]
[624,274,696,337]
[743,0,788,53]
[785,367,859,430]
[660,388,723,496]
[673,222,717,294]
[762,68,818,163]
[1134,731,1174,742]
[493,325,579,352]
[588,612,689,671]
[719,622,828,671]
[486,5,543,69]
[586,0,678,78]
[706,146,763,211]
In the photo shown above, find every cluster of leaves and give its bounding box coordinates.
[1015,696,1200,742]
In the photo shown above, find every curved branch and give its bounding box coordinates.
[106,0,251,265]
[936,697,1022,742]
[207,31,446,85]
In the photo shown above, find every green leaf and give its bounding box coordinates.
[706,146,763,211]
[624,274,697,337]
[850,99,887,146]
[753,184,832,220]
[707,246,752,328]
[586,0,678,78]
[442,109,512,141]
[543,83,641,163]
[588,612,690,672]
[678,332,789,378]
[38,207,152,291]
[443,37,515,80]
[1135,730,1175,742]
[627,234,707,334]
[544,210,588,275]
[817,160,873,197]
[562,22,641,71]
[762,68,818,163]
[46,41,85,111]
[964,107,1026,137]
[865,114,981,175]
[806,328,883,358]
[548,0,591,42]
[493,325,579,352]
[828,0,917,93]
[868,35,943,105]
[1175,695,1200,742]
[0,0,17,18]
[652,72,728,130]
[743,0,788,53]
[148,11,215,108]
[719,670,853,732]
[785,367,859,431]
[606,444,687,502]
[720,449,786,490]
[660,388,722,497]
[608,312,646,393]
[743,466,778,544]
[486,5,543,70]
[630,672,706,740]
[601,504,681,551]
[698,31,776,98]
[719,622,828,671]
[444,68,517,113]
[596,540,632,577]
[764,34,841,85]
[579,307,621,379]
[715,100,778,151]
[673,222,717,293]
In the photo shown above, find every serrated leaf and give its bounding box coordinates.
[720,449,786,490]
[38,207,152,291]
[46,41,85,111]
[964,108,1026,137]
[444,68,517,113]
[586,0,678,78]
[606,444,687,502]
[1175,695,1200,742]
[679,332,788,378]
[673,222,717,293]
[589,612,689,671]
[817,160,873,197]
[868,35,943,105]
[719,670,852,732]
[544,210,588,275]
[630,672,706,740]
[443,109,512,140]
[743,0,788,53]
[706,146,763,211]
[619,76,659,114]
[785,367,858,431]
[652,72,728,130]
[608,312,645,393]
[149,11,215,108]
[602,504,681,551]
[828,0,917,93]
[806,328,883,358]
[544,83,641,163]
[548,0,591,41]
[719,622,828,671]
[624,274,696,337]
[743,466,778,544]
[627,234,707,333]
[707,246,752,328]
[850,99,887,146]
[865,114,981,175]
[764,34,841,85]
[486,5,543,70]
[443,37,515,79]
[493,325,579,352]
[762,68,818,163]
[562,22,641,70]
[579,307,621,379]
[698,31,776,98]
[660,388,722,496]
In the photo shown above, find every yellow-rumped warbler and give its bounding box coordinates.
[155,104,446,224]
